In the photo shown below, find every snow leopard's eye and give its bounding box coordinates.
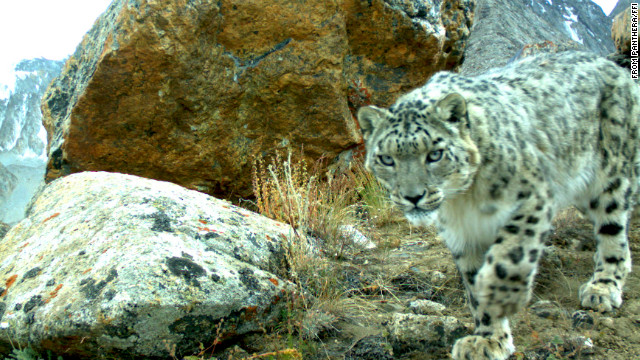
[378,155,395,166]
[427,149,443,163]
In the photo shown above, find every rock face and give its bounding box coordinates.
[0,172,301,358]
[41,0,474,199]
[612,7,631,55]
[460,0,614,76]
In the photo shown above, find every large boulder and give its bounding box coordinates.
[41,0,474,198]
[0,172,301,358]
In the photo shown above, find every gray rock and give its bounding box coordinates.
[387,313,469,354]
[409,299,447,315]
[0,172,302,358]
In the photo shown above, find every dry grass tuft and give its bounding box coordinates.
[250,149,399,352]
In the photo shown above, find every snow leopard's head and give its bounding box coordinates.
[357,92,480,226]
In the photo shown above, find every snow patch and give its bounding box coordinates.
[564,20,583,44]
[563,7,582,44]
[564,7,579,22]
[540,4,546,13]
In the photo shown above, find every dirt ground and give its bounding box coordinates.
[233,208,640,360]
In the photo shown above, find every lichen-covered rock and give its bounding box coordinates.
[41,0,474,198]
[387,313,469,354]
[612,7,631,55]
[0,172,301,358]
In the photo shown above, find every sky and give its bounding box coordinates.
[594,0,619,15]
[0,0,112,91]
[0,0,623,90]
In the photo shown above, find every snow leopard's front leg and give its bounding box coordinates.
[451,195,551,360]
[579,176,634,312]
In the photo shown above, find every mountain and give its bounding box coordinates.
[460,0,616,75]
[0,58,64,166]
[0,58,64,224]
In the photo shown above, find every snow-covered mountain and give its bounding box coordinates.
[0,58,64,166]
[527,0,615,54]
[0,58,64,224]
[461,0,616,75]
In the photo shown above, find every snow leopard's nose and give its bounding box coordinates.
[404,191,426,205]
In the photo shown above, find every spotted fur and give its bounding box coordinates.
[358,51,639,360]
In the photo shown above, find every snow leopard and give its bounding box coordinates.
[357,51,640,359]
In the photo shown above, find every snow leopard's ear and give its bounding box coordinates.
[435,93,468,128]
[357,105,391,141]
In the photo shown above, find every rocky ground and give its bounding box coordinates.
[220,208,640,360]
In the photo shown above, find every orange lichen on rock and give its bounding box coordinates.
[241,306,259,321]
[42,212,61,223]
[45,284,64,303]
[1,274,18,297]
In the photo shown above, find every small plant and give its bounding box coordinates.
[252,149,363,260]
